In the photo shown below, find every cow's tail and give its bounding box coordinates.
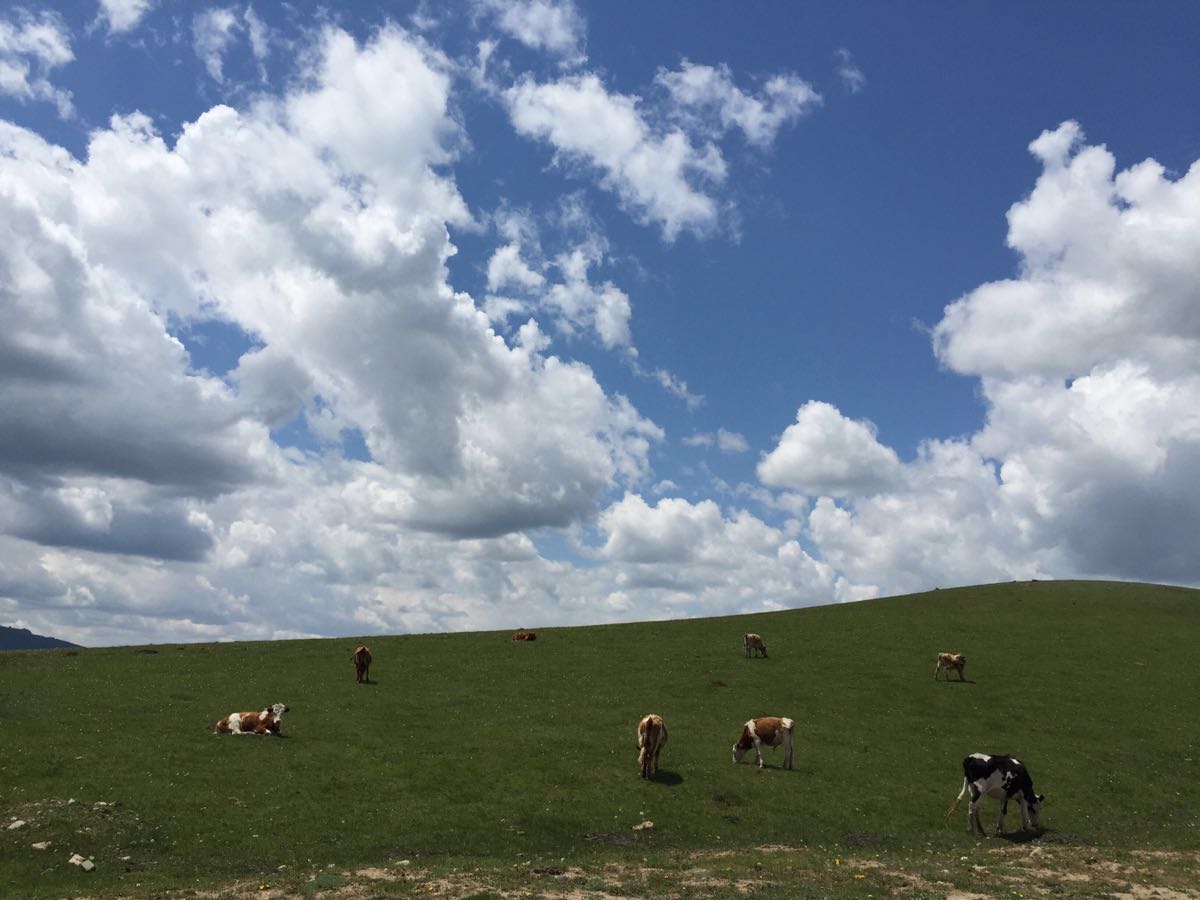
[945,777,969,822]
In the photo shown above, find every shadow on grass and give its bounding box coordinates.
[648,770,683,786]
[995,827,1047,844]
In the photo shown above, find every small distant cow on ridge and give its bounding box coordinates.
[636,714,668,779]
[214,703,289,736]
[512,630,537,641]
[352,645,372,683]
[743,633,768,658]
[732,716,794,770]
[934,651,967,681]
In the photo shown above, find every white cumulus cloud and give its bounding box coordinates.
[758,401,902,497]
[788,122,1200,594]
[505,73,725,240]
[656,60,821,147]
[97,0,154,35]
[0,9,73,118]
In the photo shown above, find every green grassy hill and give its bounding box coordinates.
[2,580,1199,898]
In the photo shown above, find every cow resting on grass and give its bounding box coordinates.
[732,716,794,769]
[934,652,966,681]
[511,630,537,641]
[946,753,1045,835]
[743,633,767,658]
[636,714,668,779]
[352,645,372,683]
[214,703,289,736]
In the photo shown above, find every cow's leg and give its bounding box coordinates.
[783,733,793,770]
[933,661,941,680]
[967,787,982,833]
[996,798,1008,835]
[754,737,766,769]
[1016,796,1031,831]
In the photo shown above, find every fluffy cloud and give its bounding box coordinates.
[758,401,902,496]
[476,0,585,63]
[485,230,632,348]
[0,24,666,641]
[0,9,73,117]
[656,60,821,147]
[787,122,1200,594]
[505,73,725,240]
[192,8,240,83]
[596,493,861,610]
[97,0,154,35]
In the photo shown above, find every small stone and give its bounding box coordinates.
[69,853,86,866]
[80,859,95,872]
[32,841,51,850]
[632,820,655,831]
[7,820,26,830]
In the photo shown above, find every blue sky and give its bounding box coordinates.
[3,1,1200,646]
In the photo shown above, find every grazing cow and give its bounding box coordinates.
[732,716,794,769]
[636,714,668,779]
[352,645,372,683]
[214,703,289,736]
[934,651,966,681]
[946,753,1045,835]
[743,633,768,658]
[511,630,537,641]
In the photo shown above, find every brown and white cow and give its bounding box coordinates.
[732,716,794,769]
[743,633,768,658]
[352,645,372,683]
[511,630,538,641]
[934,652,967,681]
[636,714,668,779]
[214,703,289,736]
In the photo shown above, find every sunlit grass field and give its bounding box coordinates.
[2,580,1199,897]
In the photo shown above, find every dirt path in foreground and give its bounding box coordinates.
[131,844,1200,899]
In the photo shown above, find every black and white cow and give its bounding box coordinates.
[947,753,1045,835]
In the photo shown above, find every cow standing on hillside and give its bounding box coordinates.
[732,716,794,769]
[511,630,537,641]
[934,652,967,681]
[214,703,289,736]
[743,633,768,658]
[353,645,372,683]
[946,753,1045,835]
[636,714,668,779]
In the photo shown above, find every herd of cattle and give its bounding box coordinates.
[212,632,1044,836]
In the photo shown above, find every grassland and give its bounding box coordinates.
[2,580,1199,898]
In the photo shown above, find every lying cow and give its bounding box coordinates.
[352,645,372,683]
[511,630,537,641]
[743,633,768,658]
[636,714,668,779]
[214,702,289,736]
[946,753,1045,835]
[934,651,966,681]
[732,716,794,770]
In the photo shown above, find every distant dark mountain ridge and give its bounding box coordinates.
[0,625,80,651]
